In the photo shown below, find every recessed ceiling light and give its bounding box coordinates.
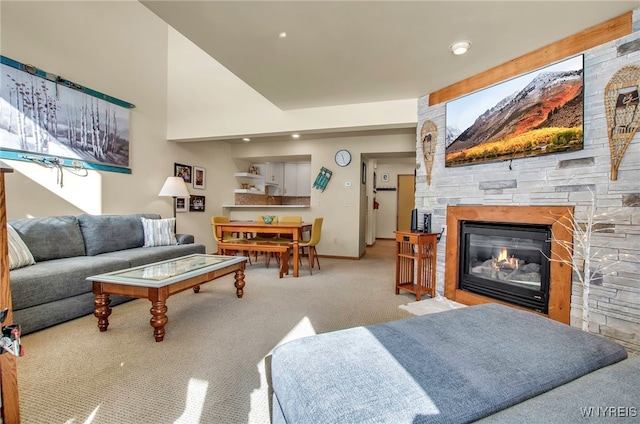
[242,137,251,142]
[278,32,287,38]
[292,134,300,139]
[450,40,471,55]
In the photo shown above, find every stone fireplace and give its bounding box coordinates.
[445,205,574,324]
[417,20,640,350]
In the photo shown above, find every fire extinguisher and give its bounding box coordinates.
[373,199,379,209]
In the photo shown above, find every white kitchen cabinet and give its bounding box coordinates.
[296,163,311,196]
[259,162,284,195]
[283,162,298,196]
[283,162,311,197]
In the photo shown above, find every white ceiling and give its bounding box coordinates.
[142,0,639,111]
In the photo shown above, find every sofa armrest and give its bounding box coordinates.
[176,234,194,244]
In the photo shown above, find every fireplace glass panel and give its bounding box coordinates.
[459,221,551,313]
[467,233,544,290]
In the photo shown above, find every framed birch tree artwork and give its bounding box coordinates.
[0,55,134,173]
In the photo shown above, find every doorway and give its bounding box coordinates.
[396,174,415,232]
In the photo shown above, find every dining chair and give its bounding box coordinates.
[253,215,279,240]
[273,215,302,242]
[252,215,280,264]
[211,216,251,263]
[266,216,303,267]
[298,217,323,274]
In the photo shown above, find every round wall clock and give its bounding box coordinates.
[335,149,352,167]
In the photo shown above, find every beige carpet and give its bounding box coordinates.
[17,240,418,424]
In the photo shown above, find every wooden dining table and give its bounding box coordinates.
[214,221,313,277]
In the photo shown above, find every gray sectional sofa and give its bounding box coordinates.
[271,303,637,423]
[8,213,206,335]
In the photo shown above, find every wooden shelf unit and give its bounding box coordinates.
[0,166,20,422]
[395,231,437,301]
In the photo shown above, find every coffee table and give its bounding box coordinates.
[87,254,247,342]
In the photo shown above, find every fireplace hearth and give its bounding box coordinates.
[445,205,574,323]
[459,221,551,313]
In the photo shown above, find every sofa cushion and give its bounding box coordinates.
[141,217,177,247]
[98,243,206,268]
[271,303,628,424]
[7,224,36,270]
[78,213,160,255]
[10,255,130,311]
[477,355,640,423]
[9,216,86,261]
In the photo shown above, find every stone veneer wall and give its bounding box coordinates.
[416,10,640,351]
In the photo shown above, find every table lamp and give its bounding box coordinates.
[158,177,190,230]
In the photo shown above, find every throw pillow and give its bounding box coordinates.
[141,217,177,247]
[7,224,36,270]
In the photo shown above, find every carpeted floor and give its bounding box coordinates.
[17,239,421,424]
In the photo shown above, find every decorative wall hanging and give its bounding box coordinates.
[189,195,205,212]
[176,197,188,213]
[445,55,584,167]
[174,163,192,183]
[312,167,332,192]
[193,166,205,189]
[0,55,134,174]
[21,155,87,188]
[420,120,437,185]
[604,65,640,181]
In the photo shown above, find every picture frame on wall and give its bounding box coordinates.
[381,173,390,183]
[176,197,188,213]
[193,166,205,189]
[190,195,205,212]
[0,56,133,173]
[174,163,192,183]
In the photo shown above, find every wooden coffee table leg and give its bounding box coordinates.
[94,293,112,332]
[234,269,245,298]
[149,287,169,342]
[150,300,168,342]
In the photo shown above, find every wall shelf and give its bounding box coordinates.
[233,188,265,194]
[234,172,263,179]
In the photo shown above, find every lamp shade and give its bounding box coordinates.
[158,177,190,197]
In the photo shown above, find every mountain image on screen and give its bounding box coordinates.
[445,58,584,167]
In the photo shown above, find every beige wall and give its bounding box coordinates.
[2,2,170,217]
[1,2,415,257]
[224,133,415,257]
[0,2,231,252]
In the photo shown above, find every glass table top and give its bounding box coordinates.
[87,254,246,287]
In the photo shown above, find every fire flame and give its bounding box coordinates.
[492,248,519,270]
[497,248,508,262]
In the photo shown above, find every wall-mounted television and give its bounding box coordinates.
[445,54,584,167]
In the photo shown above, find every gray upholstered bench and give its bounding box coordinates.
[270,303,628,424]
